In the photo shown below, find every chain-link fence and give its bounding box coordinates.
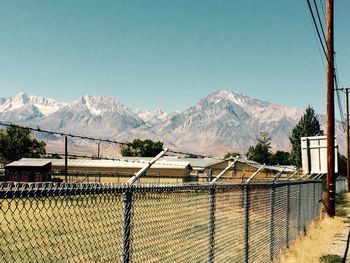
[0,180,322,263]
[336,176,347,193]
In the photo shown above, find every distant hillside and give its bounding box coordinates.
[0,91,345,156]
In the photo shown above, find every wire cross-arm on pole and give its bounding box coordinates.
[272,167,287,183]
[127,148,168,185]
[245,164,266,184]
[210,160,237,184]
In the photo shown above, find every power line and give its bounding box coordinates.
[313,0,327,44]
[334,55,346,131]
[306,0,328,60]
[306,0,346,131]
[0,121,130,146]
[307,0,327,68]
[335,88,346,131]
[45,152,117,160]
[319,0,326,19]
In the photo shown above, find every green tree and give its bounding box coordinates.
[268,151,292,165]
[246,132,272,164]
[46,153,62,159]
[121,139,164,157]
[290,106,323,167]
[0,126,46,161]
[224,152,241,159]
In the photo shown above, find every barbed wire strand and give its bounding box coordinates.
[0,121,222,160]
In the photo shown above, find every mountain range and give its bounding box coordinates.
[0,91,345,156]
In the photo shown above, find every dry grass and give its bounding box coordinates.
[0,195,125,262]
[276,215,344,263]
[0,192,216,262]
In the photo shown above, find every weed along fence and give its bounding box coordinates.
[0,179,322,263]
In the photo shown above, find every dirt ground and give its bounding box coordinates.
[277,193,350,263]
[326,192,350,262]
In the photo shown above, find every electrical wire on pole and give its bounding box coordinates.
[306,0,328,59]
[306,0,346,131]
[308,0,339,216]
[313,0,327,44]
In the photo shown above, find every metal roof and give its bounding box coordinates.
[229,157,262,166]
[6,160,52,167]
[263,165,296,173]
[174,158,225,168]
[19,158,191,170]
[117,156,226,168]
[227,157,296,173]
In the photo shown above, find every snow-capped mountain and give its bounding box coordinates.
[134,108,170,126]
[0,91,345,156]
[133,90,306,154]
[0,93,64,121]
[38,95,145,137]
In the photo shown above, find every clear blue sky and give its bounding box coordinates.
[0,0,349,113]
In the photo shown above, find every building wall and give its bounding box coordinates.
[52,165,191,178]
[205,161,230,176]
[54,174,192,184]
[52,165,193,183]
[7,171,51,182]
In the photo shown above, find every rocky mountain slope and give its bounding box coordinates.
[0,91,345,156]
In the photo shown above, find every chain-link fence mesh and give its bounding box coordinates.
[0,183,125,262]
[131,186,210,262]
[336,176,347,193]
[214,186,245,262]
[0,180,323,263]
[274,185,287,258]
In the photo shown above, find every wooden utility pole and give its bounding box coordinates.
[346,89,350,191]
[337,87,350,191]
[326,0,335,217]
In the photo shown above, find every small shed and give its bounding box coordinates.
[5,160,52,182]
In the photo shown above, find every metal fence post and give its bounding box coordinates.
[244,184,249,263]
[269,183,275,262]
[313,182,316,220]
[297,183,301,233]
[208,185,216,263]
[310,183,313,221]
[122,187,133,263]
[286,181,291,248]
[306,184,309,225]
[318,182,322,217]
